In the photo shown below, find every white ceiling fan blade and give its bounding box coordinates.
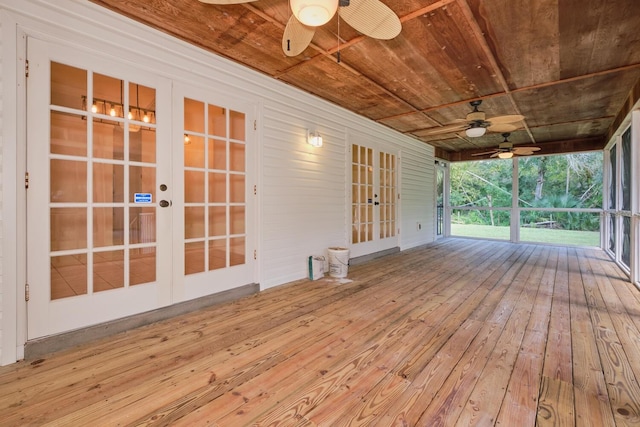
[338,0,402,40]
[488,114,525,124]
[282,15,316,57]
[199,0,256,4]
[487,123,518,133]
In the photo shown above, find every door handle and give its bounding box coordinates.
[374,202,380,206]
[159,200,171,208]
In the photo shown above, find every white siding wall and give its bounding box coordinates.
[401,141,436,249]
[0,0,435,363]
[0,16,4,363]
[261,107,348,287]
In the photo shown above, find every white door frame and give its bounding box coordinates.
[171,82,258,303]
[26,37,174,339]
[348,132,400,259]
[1,24,27,365]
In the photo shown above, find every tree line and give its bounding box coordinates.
[450,152,602,231]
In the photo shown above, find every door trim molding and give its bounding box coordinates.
[1,22,27,365]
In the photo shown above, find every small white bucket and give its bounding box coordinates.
[328,247,350,278]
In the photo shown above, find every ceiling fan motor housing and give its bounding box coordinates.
[467,111,485,122]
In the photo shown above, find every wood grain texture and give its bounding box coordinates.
[86,0,640,158]
[1,239,640,425]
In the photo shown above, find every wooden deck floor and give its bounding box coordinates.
[2,238,640,426]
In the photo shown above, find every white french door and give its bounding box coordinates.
[26,39,256,339]
[350,140,399,258]
[172,84,255,301]
[26,39,172,339]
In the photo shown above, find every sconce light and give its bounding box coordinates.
[307,130,323,147]
[184,134,191,145]
[290,0,338,26]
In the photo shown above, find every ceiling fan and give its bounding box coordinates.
[422,100,525,138]
[472,133,541,159]
[198,0,402,57]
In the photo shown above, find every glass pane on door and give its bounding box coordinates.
[608,214,616,253]
[436,164,444,236]
[352,144,374,244]
[379,152,396,239]
[49,61,157,300]
[184,98,247,275]
[622,216,631,268]
[608,145,616,210]
[621,128,631,211]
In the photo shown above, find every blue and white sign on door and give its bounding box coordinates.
[134,193,153,204]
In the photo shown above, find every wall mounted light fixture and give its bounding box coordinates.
[307,130,323,147]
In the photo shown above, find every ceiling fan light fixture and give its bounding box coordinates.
[465,126,486,138]
[290,0,338,26]
[498,151,513,159]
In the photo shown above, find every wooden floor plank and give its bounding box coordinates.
[445,246,547,426]
[578,249,640,425]
[0,239,639,426]
[537,247,576,427]
[568,248,617,427]
[375,244,540,425]
[456,246,553,426]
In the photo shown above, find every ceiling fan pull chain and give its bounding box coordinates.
[285,0,290,53]
[337,10,341,63]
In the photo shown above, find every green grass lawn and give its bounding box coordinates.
[451,223,600,247]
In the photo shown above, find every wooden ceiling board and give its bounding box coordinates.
[467,0,561,89]
[332,36,449,111]
[558,0,640,79]
[90,0,301,76]
[389,0,449,18]
[417,135,467,152]
[377,112,441,133]
[88,0,640,161]
[529,118,612,141]
[278,53,412,120]
[512,69,640,127]
[399,4,504,100]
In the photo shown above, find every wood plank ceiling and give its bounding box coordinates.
[89,0,640,161]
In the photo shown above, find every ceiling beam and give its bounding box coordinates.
[441,136,606,162]
[384,62,640,130]
[456,0,535,144]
